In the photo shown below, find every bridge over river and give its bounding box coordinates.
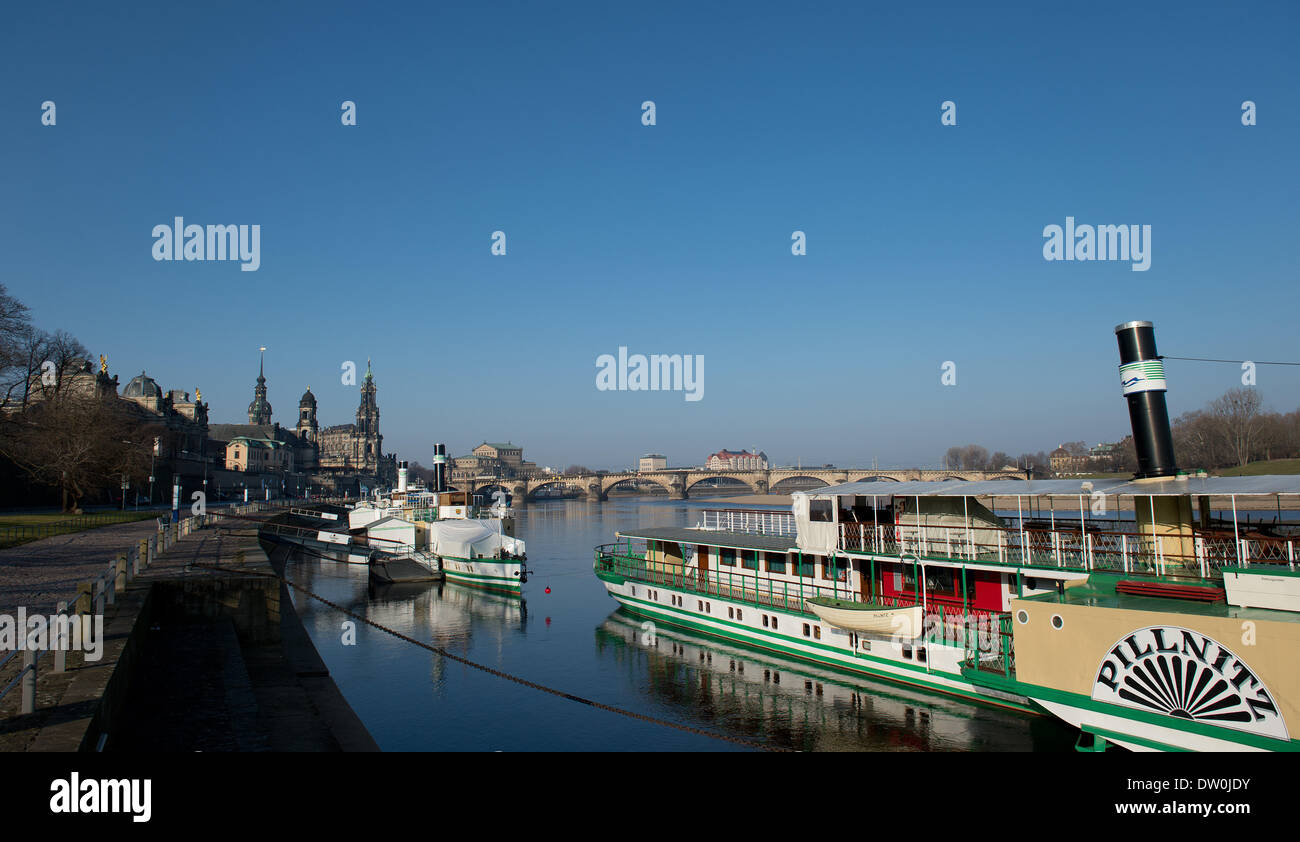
[450,467,1024,504]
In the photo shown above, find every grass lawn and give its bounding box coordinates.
[1217,459,1300,477]
[0,510,164,549]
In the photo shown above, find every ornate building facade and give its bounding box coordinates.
[210,354,394,487]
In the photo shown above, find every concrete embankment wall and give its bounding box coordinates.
[8,508,377,752]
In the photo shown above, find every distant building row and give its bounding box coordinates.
[1049,439,1130,476]
[450,442,539,482]
[634,450,770,472]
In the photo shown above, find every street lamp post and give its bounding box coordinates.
[148,436,159,506]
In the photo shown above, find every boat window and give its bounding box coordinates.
[719,548,736,567]
[813,626,821,640]
[803,623,811,637]
[809,499,834,522]
[821,556,848,582]
[765,552,786,573]
[736,609,742,621]
[728,607,735,619]
[742,550,759,570]
[763,615,770,628]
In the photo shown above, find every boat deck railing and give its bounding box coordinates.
[596,544,836,615]
[961,613,1016,680]
[594,544,1012,655]
[840,521,1297,579]
[695,509,796,537]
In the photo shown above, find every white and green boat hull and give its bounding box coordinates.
[440,555,526,594]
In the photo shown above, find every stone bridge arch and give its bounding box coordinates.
[769,475,832,493]
[601,473,675,499]
[525,477,588,501]
[684,472,760,496]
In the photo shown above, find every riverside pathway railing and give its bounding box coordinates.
[0,510,166,549]
[0,507,246,718]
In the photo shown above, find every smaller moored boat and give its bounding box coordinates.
[805,597,923,637]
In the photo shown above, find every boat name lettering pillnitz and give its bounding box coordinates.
[595,347,703,402]
[151,217,260,271]
[49,774,151,822]
[1042,216,1150,271]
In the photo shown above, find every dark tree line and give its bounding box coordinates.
[1172,388,1298,469]
[946,387,1298,476]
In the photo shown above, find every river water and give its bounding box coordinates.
[284,496,1077,751]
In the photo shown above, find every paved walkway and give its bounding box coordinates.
[2,514,378,752]
[0,518,168,615]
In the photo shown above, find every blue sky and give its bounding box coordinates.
[3,1,1297,470]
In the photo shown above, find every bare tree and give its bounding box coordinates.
[960,444,989,470]
[1208,387,1265,467]
[0,388,156,512]
[0,327,91,410]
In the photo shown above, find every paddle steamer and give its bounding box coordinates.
[594,322,1300,751]
[263,444,528,593]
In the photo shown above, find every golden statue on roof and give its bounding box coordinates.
[99,354,107,373]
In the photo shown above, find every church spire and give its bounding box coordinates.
[248,346,272,424]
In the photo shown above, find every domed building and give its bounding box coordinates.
[123,371,164,414]
[115,368,208,454]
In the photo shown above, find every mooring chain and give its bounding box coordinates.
[191,558,790,752]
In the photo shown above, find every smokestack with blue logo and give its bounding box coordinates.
[397,460,408,493]
[433,443,448,492]
[1115,321,1178,479]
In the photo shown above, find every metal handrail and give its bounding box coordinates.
[0,509,225,716]
[696,509,796,537]
[839,520,1296,579]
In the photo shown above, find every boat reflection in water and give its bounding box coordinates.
[286,548,526,654]
[596,609,1074,752]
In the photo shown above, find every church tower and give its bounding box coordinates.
[247,347,272,425]
[297,387,318,443]
[355,359,382,468]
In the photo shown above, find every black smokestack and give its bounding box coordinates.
[1115,321,1178,479]
[433,443,448,492]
